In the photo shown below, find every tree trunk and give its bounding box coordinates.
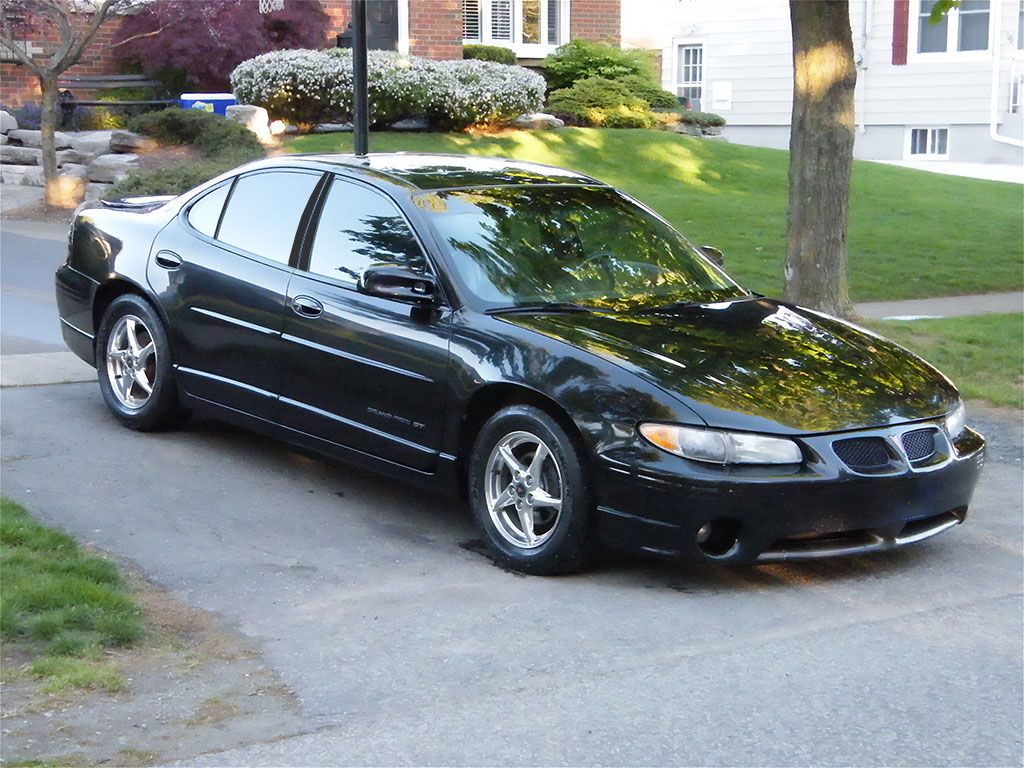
[38,73,63,208]
[785,0,857,317]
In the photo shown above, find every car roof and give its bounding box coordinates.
[257,152,606,191]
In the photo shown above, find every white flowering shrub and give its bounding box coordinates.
[231,49,545,131]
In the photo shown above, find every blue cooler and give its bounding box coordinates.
[179,93,237,115]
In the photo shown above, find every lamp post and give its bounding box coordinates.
[352,0,368,157]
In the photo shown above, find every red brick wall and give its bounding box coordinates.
[570,0,620,45]
[408,0,462,59]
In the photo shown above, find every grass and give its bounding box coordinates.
[0,498,142,693]
[869,313,1023,409]
[283,128,1022,302]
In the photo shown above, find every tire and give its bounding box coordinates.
[469,405,593,575]
[95,294,187,431]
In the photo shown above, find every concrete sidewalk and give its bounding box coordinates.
[855,291,1023,321]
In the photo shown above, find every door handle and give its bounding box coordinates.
[155,250,182,270]
[291,296,323,318]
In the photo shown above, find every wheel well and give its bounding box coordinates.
[455,383,589,495]
[92,280,153,341]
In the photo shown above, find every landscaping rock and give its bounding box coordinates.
[1,145,43,165]
[0,110,17,134]
[21,166,45,186]
[85,182,113,202]
[672,122,702,137]
[0,134,7,145]
[1,164,30,184]
[226,104,271,142]
[269,120,287,136]
[71,130,116,158]
[60,163,90,179]
[87,153,139,183]
[390,117,429,131]
[56,149,90,166]
[313,122,352,133]
[702,125,724,136]
[110,130,157,153]
[7,129,73,149]
[512,112,565,130]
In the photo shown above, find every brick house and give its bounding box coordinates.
[1,0,621,108]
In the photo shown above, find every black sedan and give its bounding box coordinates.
[55,153,985,574]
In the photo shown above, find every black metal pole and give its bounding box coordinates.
[352,0,369,157]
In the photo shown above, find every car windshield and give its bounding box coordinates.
[413,185,748,311]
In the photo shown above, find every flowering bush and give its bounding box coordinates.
[230,49,545,131]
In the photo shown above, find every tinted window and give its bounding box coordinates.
[187,182,231,237]
[217,171,321,264]
[308,179,425,284]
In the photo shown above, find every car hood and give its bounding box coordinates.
[501,297,959,434]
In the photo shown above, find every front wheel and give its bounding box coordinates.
[469,405,593,574]
[96,294,187,431]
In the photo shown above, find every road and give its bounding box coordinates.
[1,221,1021,766]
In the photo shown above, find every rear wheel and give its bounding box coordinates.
[469,405,593,574]
[96,295,187,431]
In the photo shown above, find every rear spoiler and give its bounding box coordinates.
[99,194,177,212]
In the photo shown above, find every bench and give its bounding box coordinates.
[57,74,176,127]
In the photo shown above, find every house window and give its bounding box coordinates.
[462,0,567,53]
[676,44,703,105]
[914,0,989,56]
[1018,0,1023,49]
[1011,73,1023,113]
[909,127,949,158]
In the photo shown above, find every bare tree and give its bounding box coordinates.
[0,0,169,206]
[785,0,858,317]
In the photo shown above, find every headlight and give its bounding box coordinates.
[639,423,802,465]
[944,402,966,440]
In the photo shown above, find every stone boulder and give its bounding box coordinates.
[21,167,45,186]
[56,149,91,167]
[1,145,43,165]
[85,182,114,202]
[0,134,7,146]
[512,112,565,130]
[1,164,30,185]
[390,117,429,132]
[7,129,73,149]
[0,110,17,134]
[70,131,115,159]
[60,163,90,180]
[226,105,271,143]
[110,131,157,154]
[87,153,139,183]
[313,122,352,133]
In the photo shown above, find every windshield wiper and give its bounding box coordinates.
[486,302,593,316]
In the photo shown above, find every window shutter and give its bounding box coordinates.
[491,0,512,41]
[463,0,481,40]
[892,0,909,65]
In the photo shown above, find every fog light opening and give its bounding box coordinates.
[696,520,740,558]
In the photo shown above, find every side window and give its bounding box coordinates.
[186,182,231,238]
[217,171,322,264]
[308,178,425,284]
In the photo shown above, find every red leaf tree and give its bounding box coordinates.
[114,0,330,92]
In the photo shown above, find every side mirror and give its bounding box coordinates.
[358,264,437,304]
[701,245,725,267]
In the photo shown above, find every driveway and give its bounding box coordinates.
[1,220,1021,766]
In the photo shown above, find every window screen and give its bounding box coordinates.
[216,172,321,264]
[957,0,989,51]
[918,0,948,52]
[308,179,425,284]
[187,182,231,238]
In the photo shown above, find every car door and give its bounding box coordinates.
[277,176,451,473]
[148,169,325,419]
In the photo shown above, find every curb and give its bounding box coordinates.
[1,352,95,388]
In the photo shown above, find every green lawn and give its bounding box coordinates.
[284,128,1022,302]
[869,313,1023,409]
[0,498,142,693]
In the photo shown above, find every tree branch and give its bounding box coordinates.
[56,0,118,73]
[107,16,182,49]
[0,29,43,78]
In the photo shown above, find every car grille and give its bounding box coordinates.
[901,428,936,462]
[832,437,891,470]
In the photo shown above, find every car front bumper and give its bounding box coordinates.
[594,425,985,564]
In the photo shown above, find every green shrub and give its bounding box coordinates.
[76,106,126,130]
[463,44,517,65]
[678,110,727,128]
[105,158,247,199]
[541,39,655,91]
[546,76,657,127]
[614,74,679,109]
[126,107,265,159]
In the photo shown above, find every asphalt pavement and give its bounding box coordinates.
[1,216,1022,766]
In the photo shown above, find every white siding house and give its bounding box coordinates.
[623,0,1024,164]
